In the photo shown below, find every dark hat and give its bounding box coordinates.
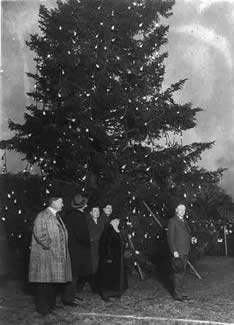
[171,257,184,273]
[71,194,88,209]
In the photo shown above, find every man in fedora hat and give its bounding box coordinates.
[63,193,92,303]
[167,203,191,302]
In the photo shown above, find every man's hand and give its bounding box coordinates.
[106,259,112,264]
[191,236,197,244]
[173,251,179,258]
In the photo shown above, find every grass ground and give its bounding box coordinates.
[0,256,234,325]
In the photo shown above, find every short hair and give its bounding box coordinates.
[89,203,100,211]
[103,202,112,209]
[175,203,186,211]
[48,196,62,206]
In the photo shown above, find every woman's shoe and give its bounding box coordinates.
[101,296,111,302]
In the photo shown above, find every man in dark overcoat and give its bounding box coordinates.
[63,194,92,303]
[167,203,191,302]
[29,196,72,315]
[87,205,106,292]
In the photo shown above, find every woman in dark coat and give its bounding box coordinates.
[98,216,128,302]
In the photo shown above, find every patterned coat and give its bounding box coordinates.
[29,208,72,283]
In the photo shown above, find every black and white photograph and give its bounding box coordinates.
[1,0,234,324]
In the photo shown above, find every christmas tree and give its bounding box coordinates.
[0,0,224,223]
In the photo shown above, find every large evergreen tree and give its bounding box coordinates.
[0,0,224,218]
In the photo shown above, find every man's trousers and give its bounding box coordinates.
[172,255,188,299]
[34,283,57,315]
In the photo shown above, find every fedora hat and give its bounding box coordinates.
[71,194,88,209]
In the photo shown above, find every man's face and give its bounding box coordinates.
[90,207,100,219]
[103,205,112,216]
[176,204,186,218]
[52,198,64,212]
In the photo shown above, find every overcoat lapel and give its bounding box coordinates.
[176,216,191,235]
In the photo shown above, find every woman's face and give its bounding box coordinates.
[103,205,112,216]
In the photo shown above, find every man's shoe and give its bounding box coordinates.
[36,309,51,316]
[173,295,184,302]
[74,297,84,304]
[53,304,65,309]
[182,296,193,302]
[74,295,84,301]
[101,296,111,302]
[63,301,79,307]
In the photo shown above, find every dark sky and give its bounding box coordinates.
[1,0,234,197]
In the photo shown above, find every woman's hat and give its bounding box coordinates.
[71,194,88,209]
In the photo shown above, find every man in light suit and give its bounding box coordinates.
[167,203,191,302]
[29,196,74,315]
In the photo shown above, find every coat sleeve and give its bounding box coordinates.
[33,214,51,250]
[167,219,176,254]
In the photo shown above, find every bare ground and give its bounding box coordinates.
[0,256,234,325]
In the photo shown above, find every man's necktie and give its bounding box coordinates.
[56,213,64,228]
